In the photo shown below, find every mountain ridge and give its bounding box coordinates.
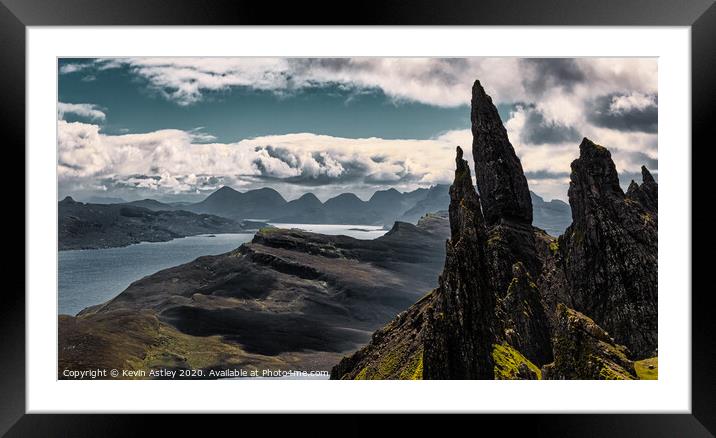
[67,183,571,235]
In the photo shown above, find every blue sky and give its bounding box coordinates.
[59,58,482,141]
[57,57,658,202]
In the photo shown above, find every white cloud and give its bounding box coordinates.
[58,102,106,121]
[608,92,657,113]
[59,63,89,74]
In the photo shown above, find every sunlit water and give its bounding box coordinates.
[58,224,389,316]
[268,223,387,240]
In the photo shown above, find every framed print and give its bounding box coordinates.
[4,0,715,435]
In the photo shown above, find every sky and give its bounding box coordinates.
[57,57,658,203]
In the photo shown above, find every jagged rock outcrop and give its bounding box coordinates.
[498,262,553,366]
[626,165,658,214]
[471,80,533,226]
[546,138,658,358]
[422,146,497,379]
[330,146,550,380]
[486,221,543,297]
[542,304,636,380]
[330,147,499,380]
[332,84,555,380]
[331,83,658,380]
[471,80,551,366]
[472,80,542,295]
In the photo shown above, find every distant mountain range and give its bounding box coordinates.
[78,184,571,235]
[530,192,572,237]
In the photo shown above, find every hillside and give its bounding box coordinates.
[58,213,451,377]
[58,198,265,250]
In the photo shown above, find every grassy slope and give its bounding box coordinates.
[634,357,658,380]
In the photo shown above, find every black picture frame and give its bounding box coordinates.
[3,0,713,436]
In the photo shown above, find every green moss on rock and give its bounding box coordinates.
[634,357,658,380]
[492,343,541,380]
[398,349,424,380]
[354,367,368,380]
[544,304,636,380]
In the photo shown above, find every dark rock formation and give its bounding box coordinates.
[332,84,558,380]
[626,165,658,214]
[471,80,533,225]
[548,138,657,358]
[486,220,543,297]
[472,80,542,296]
[332,146,553,380]
[422,146,497,379]
[330,147,500,380]
[498,262,553,366]
[331,84,658,380]
[542,304,636,380]
[472,82,550,366]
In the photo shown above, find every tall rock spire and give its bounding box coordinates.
[329,146,499,380]
[423,146,497,379]
[471,80,533,225]
[471,80,542,302]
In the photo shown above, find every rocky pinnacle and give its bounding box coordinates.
[471,80,533,225]
[627,165,658,213]
[423,146,496,379]
[558,137,658,358]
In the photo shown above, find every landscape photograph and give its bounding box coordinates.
[57,57,658,380]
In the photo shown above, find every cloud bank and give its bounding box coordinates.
[58,122,654,203]
[58,120,468,200]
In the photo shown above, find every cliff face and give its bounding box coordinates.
[551,139,658,359]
